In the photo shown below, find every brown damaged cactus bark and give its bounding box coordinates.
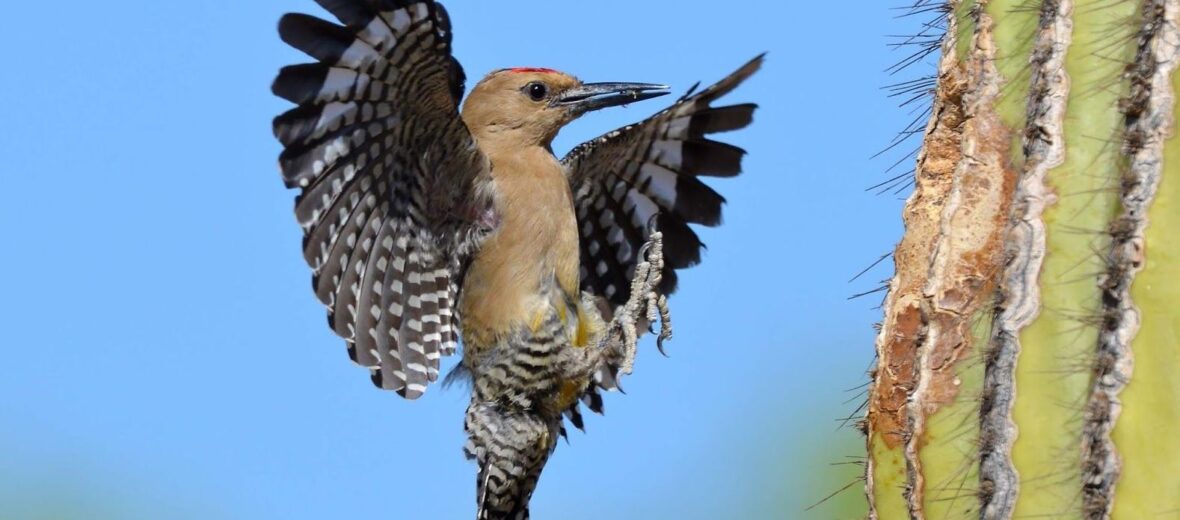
[863,0,1180,518]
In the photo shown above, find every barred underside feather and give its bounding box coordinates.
[273,0,488,399]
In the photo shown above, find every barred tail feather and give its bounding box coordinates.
[465,401,557,520]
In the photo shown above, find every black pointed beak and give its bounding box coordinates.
[552,82,671,113]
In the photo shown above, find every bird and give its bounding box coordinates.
[271,1,761,517]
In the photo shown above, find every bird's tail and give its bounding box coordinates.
[465,400,559,520]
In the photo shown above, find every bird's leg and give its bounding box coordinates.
[559,222,672,404]
[601,222,673,376]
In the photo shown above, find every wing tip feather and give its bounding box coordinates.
[697,53,766,102]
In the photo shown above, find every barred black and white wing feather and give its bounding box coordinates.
[272,0,490,399]
[564,55,762,313]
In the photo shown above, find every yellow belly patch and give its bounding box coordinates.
[529,308,547,333]
[556,378,586,410]
[572,306,591,348]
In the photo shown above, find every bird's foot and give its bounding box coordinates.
[604,221,673,376]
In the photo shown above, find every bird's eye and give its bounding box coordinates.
[525,82,548,101]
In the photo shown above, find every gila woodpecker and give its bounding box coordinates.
[271,1,761,517]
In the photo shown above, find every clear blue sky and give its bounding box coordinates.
[0,2,928,518]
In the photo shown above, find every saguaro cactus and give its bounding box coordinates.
[864,0,1180,518]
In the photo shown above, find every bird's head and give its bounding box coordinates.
[461,68,669,148]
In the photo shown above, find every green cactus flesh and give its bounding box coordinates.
[864,1,1180,518]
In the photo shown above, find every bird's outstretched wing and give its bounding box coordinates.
[563,55,763,314]
[272,0,490,399]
